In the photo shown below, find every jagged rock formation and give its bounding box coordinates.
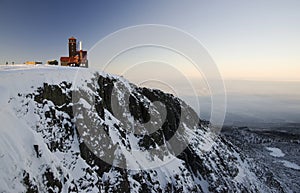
[0,67,287,192]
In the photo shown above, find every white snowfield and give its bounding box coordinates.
[265,147,300,171]
[0,65,103,192]
[279,160,300,170]
[266,147,285,157]
[0,65,82,191]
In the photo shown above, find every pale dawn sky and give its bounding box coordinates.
[0,0,299,80]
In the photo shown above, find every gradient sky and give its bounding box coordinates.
[0,0,299,80]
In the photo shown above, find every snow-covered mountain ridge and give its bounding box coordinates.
[0,65,286,192]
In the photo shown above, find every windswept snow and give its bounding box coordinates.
[266,147,285,157]
[279,160,300,170]
[265,147,299,170]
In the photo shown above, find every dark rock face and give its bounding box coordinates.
[33,82,74,152]
[13,73,287,192]
[22,167,63,193]
[22,171,38,193]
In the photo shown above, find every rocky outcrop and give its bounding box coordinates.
[7,71,287,192]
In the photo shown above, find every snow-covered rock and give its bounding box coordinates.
[0,65,286,192]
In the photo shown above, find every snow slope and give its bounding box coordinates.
[0,65,286,192]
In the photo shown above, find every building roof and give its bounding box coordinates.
[77,50,87,54]
[60,57,70,62]
[60,56,79,63]
[69,36,76,40]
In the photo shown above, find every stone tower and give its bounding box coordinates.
[68,37,77,57]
